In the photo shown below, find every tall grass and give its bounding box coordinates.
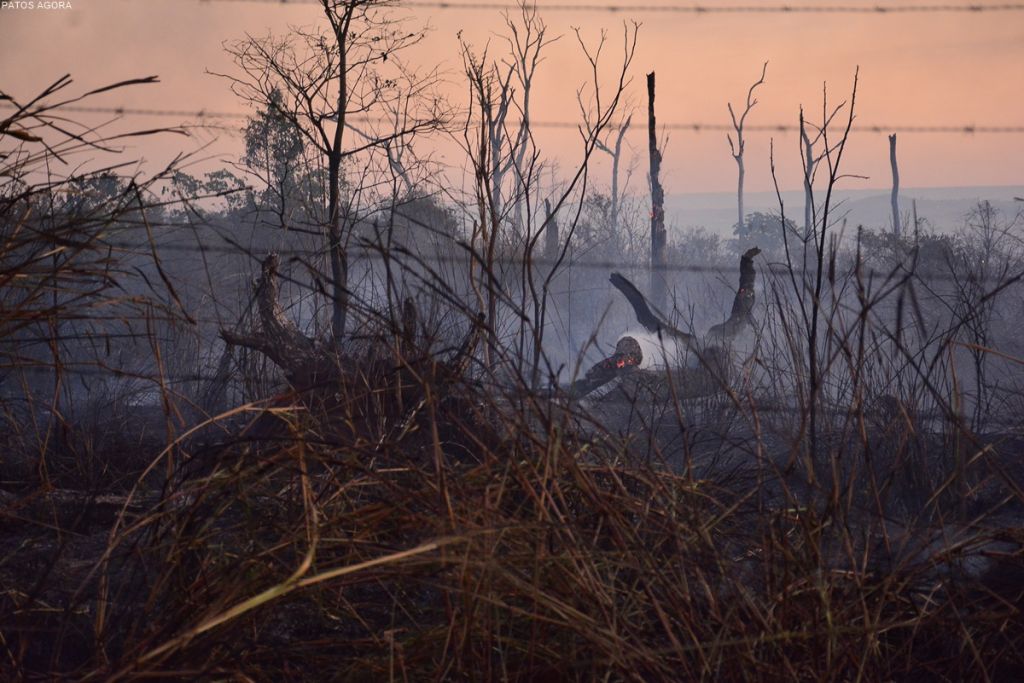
[3,77,1024,682]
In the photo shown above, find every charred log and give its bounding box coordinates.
[219,255,484,434]
[570,336,643,398]
[609,273,694,346]
[590,248,761,402]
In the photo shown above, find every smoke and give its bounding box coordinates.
[619,330,694,370]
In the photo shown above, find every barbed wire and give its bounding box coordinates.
[198,0,1024,14]
[92,238,1022,286]
[4,102,1022,135]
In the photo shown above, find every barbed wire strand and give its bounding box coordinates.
[83,238,1021,287]
[4,102,1022,135]
[197,0,1024,14]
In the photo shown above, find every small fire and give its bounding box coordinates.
[614,354,640,369]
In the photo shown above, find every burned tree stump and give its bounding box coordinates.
[708,246,760,341]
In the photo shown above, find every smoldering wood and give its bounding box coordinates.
[581,247,761,402]
[707,246,761,340]
[609,272,694,346]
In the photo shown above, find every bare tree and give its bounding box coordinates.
[214,0,447,347]
[797,108,833,274]
[461,18,638,376]
[581,100,633,237]
[727,62,768,233]
[460,4,555,230]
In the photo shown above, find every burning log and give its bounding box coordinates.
[570,336,643,398]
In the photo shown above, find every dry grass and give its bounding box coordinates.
[3,76,1024,683]
[3,340,1024,681]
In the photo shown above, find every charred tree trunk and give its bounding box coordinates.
[647,72,667,313]
[889,133,901,238]
[543,197,559,263]
[611,247,759,346]
[609,272,693,347]
[708,247,760,340]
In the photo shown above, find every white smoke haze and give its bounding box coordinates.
[617,330,692,370]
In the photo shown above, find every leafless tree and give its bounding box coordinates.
[213,0,448,347]
[460,3,555,231]
[580,92,633,237]
[727,62,768,233]
[461,18,638,378]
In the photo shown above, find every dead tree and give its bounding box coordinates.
[460,4,553,227]
[582,100,633,237]
[214,0,447,345]
[709,247,761,340]
[462,19,638,374]
[727,62,768,234]
[801,114,816,242]
[611,247,761,348]
[647,72,667,312]
[889,133,901,238]
[506,4,554,230]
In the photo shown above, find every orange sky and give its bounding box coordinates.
[2,0,1022,194]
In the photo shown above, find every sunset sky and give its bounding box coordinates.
[2,0,1022,196]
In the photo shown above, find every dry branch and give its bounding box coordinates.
[220,254,331,389]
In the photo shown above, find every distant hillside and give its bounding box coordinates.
[665,186,1024,238]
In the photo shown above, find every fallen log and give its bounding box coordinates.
[611,246,760,349]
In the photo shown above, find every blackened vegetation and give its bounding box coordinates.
[4,37,1024,683]
[708,245,759,340]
